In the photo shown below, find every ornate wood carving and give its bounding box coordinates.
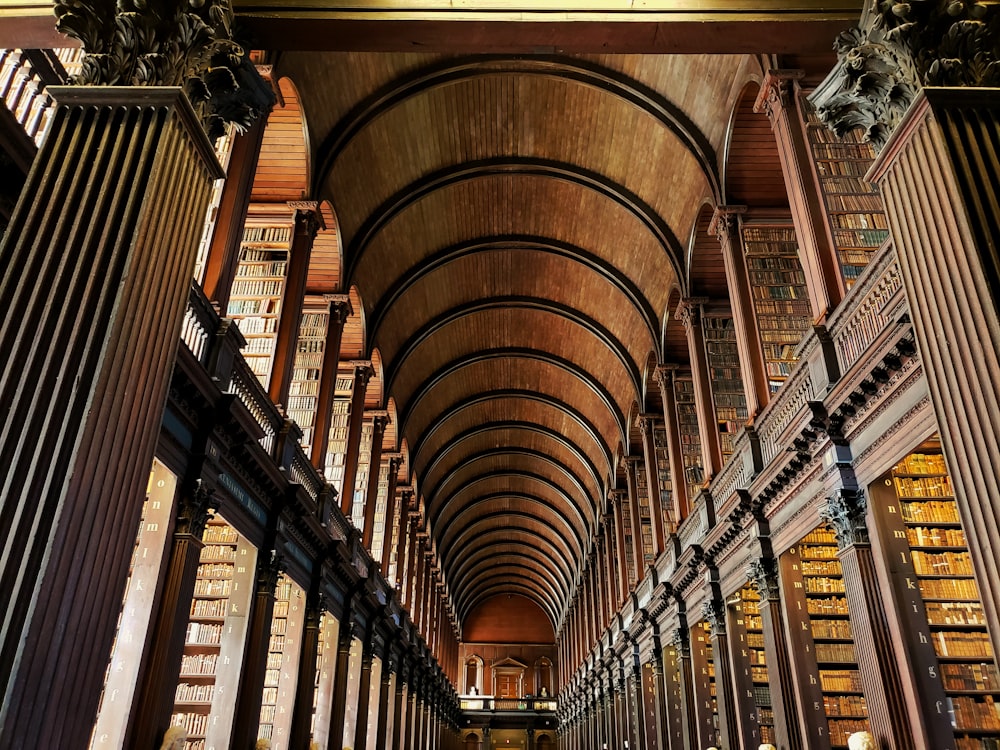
[53,0,273,137]
[820,487,869,548]
[809,0,1000,148]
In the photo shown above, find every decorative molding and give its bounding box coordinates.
[754,68,805,122]
[53,0,274,138]
[809,0,1000,149]
[821,487,869,549]
[701,597,726,637]
[256,550,285,594]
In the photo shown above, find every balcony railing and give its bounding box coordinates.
[458,695,558,713]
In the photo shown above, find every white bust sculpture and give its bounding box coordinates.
[760,744,778,750]
[848,731,877,750]
[159,727,187,750]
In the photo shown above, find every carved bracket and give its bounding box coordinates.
[821,487,870,549]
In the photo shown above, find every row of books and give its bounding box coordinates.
[942,662,1000,692]
[934,631,994,659]
[895,476,955,498]
[175,682,216,703]
[185,622,223,645]
[920,577,981,601]
[950,695,1000,730]
[896,454,949,475]
[926,601,988,627]
[196,563,233,580]
[816,643,857,663]
[805,577,846,594]
[824,694,867,717]
[819,669,864,693]
[193,578,232,597]
[180,652,218,675]
[908,526,967,548]
[200,544,236,561]
[912,550,974,577]
[171,712,210,737]
[241,227,292,244]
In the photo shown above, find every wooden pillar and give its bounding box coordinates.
[403,518,419,608]
[310,295,353,469]
[638,414,669,549]
[201,116,267,313]
[623,456,647,580]
[710,205,771,417]
[823,487,914,750]
[628,661,647,750]
[669,626,698,750]
[230,550,284,750]
[610,490,631,600]
[749,520,804,750]
[268,202,320,407]
[650,651,670,750]
[127,482,218,747]
[391,675,406,750]
[413,536,427,626]
[603,515,621,613]
[676,298,723,478]
[380,458,404,577]
[703,597,740,750]
[340,362,373,516]
[755,69,845,319]
[353,638,376,750]
[0,86,222,747]
[653,365,691,521]
[288,591,324,749]
[867,87,1000,664]
[201,114,269,309]
[326,618,355,750]
[361,414,390,549]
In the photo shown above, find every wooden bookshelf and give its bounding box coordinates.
[880,452,1000,747]
[734,583,775,745]
[634,461,656,565]
[691,619,721,748]
[673,374,704,503]
[619,494,636,583]
[323,373,355,491]
[287,305,329,455]
[742,221,812,393]
[651,420,676,535]
[258,574,305,749]
[226,219,293,389]
[803,107,889,288]
[703,314,748,461]
[351,419,374,530]
[370,461,391,563]
[783,526,870,749]
[171,516,256,750]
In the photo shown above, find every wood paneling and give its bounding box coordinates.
[464,596,555,644]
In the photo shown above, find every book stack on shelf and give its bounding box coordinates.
[888,453,1000,748]
[172,517,255,750]
[803,107,890,287]
[691,619,721,748]
[798,526,870,748]
[742,223,812,393]
[651,420,676,535]
[633,460,656,565]
[386,491,403,585]
[287,306,329,455]
[351,419,374,531]
[619,494,636,585]
[226,219,293,389]
[739,584,775,745]
[673,375,704,503]
[369,461,391,562]
[258,575,305,749]
[323,373,356,491]
[702,314,748,461]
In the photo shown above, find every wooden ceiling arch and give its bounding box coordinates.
[460,582,560,630]
[313,55,720,201]
[458,556,570,605]
[412,391,612,486]
[448,535,573,601]
[343,157,685,285]
[457,572,562,627]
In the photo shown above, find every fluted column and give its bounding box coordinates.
[610,489,631,599]
[327,618,356,750]
[0,86,226,748]
[269,202,321,406]
[391,674,406,750]
[677,298,723,477]
[623,456,647,581]
[353,637,376,750]
[669,626,697,750]
[703,596,740,750]
[340,362,374,515]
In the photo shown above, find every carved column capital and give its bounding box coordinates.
[747,556,781,601]
[256,550,285,594]
[289,201,322,238]
[175,479,219,538]
[353,361,375,388]
[701,598,726,637]
[809,2,1000,149]
[821,487,870,549]
[325,294,354,325]
[669,627,690,661]
[707,204,747,241]
[753,68,805,122]
[54,0,274,138]
[675,297,708,330]
[653,362,679,387]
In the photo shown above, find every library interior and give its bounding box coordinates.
[3,2,1000,749]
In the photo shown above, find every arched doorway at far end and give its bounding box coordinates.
[465,731,483,750]
[537,733,554,750]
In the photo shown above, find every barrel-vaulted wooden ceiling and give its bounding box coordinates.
[246,4,855,635]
